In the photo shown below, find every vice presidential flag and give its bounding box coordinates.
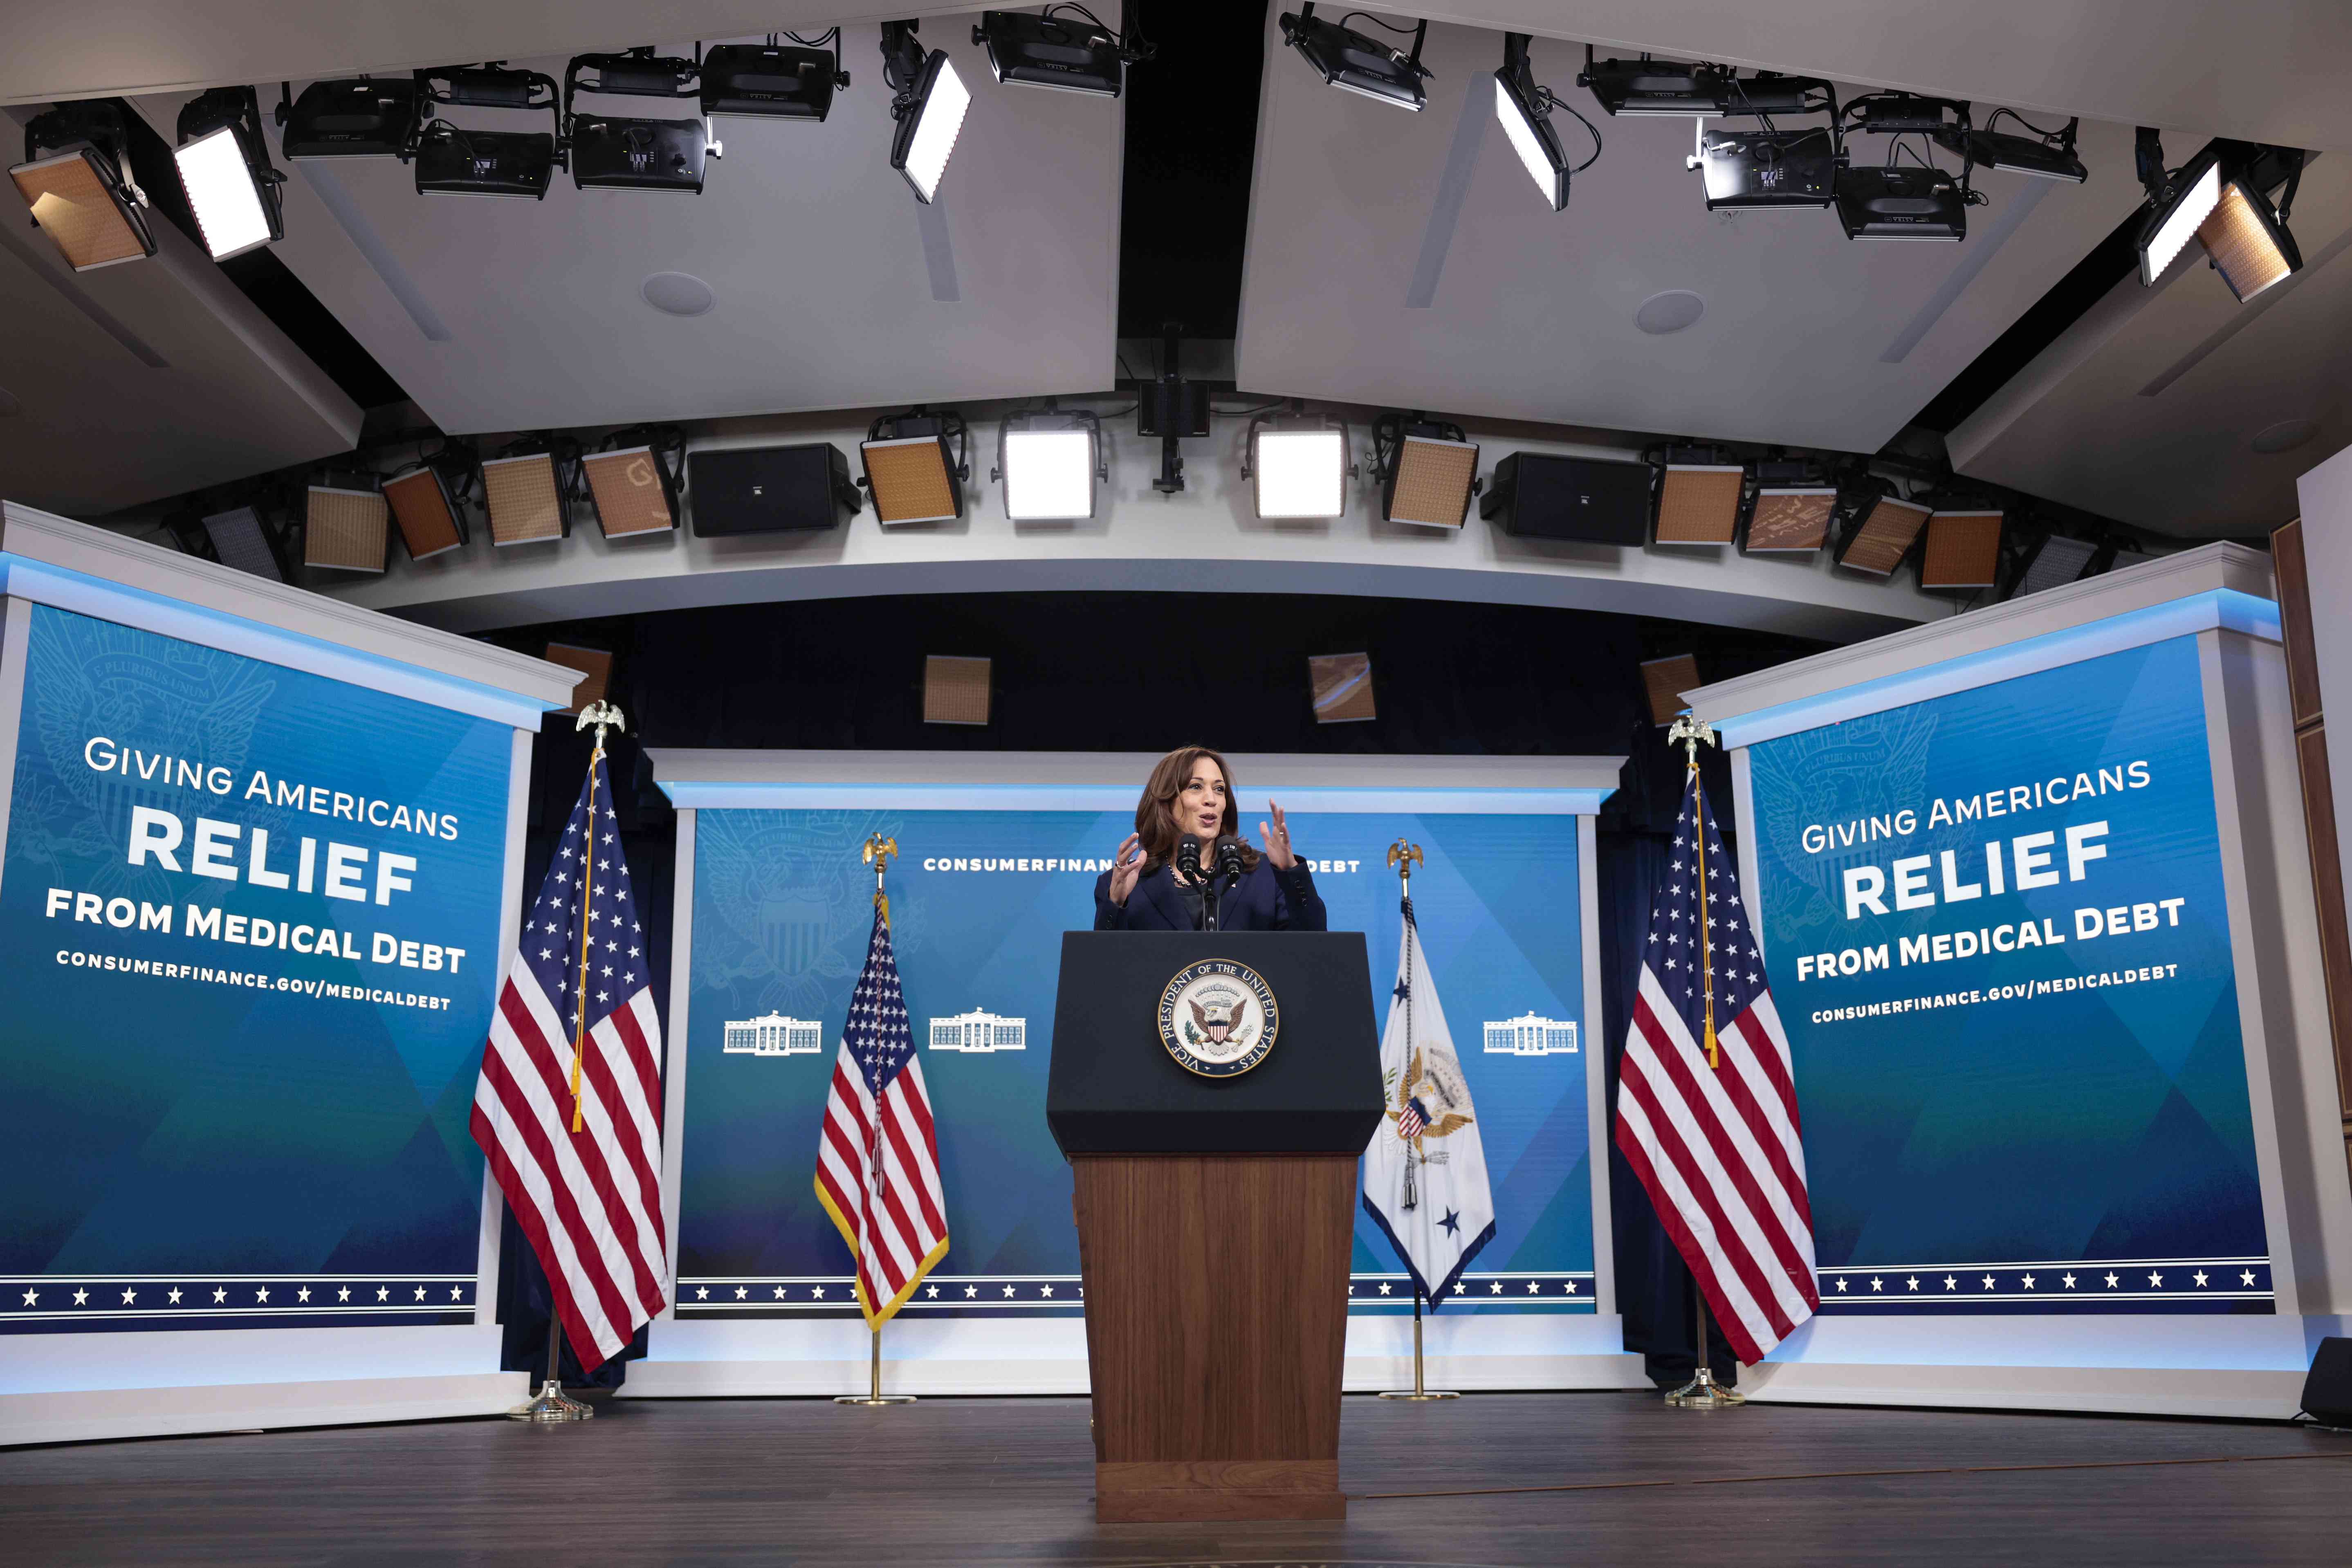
[814,904,948,1325]
[1362,894,1495,1305]
[1614,770,1819,1364]
[469,748,669,1375]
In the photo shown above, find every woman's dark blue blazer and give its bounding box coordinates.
[1092,858,1326,931]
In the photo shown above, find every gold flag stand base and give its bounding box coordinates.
[1662,1292,1745,1408]
[508,1378,595,1423]
[1376,1289,1460,1400]
[835,1325,916,1406]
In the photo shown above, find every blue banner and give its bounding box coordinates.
[678,807,1595,1317]
[0,606,513,1333]
[1748,637,2269,1314]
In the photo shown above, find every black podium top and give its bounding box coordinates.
[1045,931,1385,1156]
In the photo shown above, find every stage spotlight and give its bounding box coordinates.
[408,65,563,198]
[1279,5,1432,112]
[1920,508,2004,591]
[1856,94,1959,135]
[1247,418,1351,520]
[996,412,1102,521]
[1695,127,1834,209]
[1373,413,1479,528]
[1309,652,1376,723]
[923,655,992,725]
[1743,487,1838,554]
[1493,34,1598,212]
[565,52,717,193]
[9,104,157,272]
[543,643,614,714]
[1654,460,1744,545]
[1948,113,2087,183]
[882,21,970,203]
[862,409,969,525]
[1578,49,1726,117]
[702,38,850,121]
[1715,73,1833,117]
[1641,653,1701,728]
[382,462,469,560]
[1835,166,1968,241]
[2136,140,2221,285]
[173,87,285,260]
[479,440,573,546]
[277,78,420,159]
[2009,534,2099,599]
[582,428,685,538]
[2198,165,2303,303]
[203,504,291,583]
[974,9,1140,98]
[1836,493,1932,577]
[303,482,391,574]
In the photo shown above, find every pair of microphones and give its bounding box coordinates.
[1175,833,1246,884]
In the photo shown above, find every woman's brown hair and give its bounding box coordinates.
[1134,746,1261,874]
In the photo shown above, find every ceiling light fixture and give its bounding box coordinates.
[406,64,564,198]
[173,87,285,260]
[1920,507,2004,591]
[702,34,852,121]
[861,408,970,524]
[9,103,156,272]
[1944,111,2087,183]
[566,49,718,193]
[2008,534,2100,599]
[383,456,472,560]
[2198,153,2304,303]
[882,20,971,203]
[582,426,686,538]
[1245,415,1353,520]
[1493,34,1599,212]
[479,437,575,546]
[1835,491,1933,577]
[202,502,293,583]
[975,7,1151,98]
[1834,165,1970,241]
[304,478,392,574]
[276,77,420,159]
[2134,134,2220,285]
[1372,411,1480,528]
[1694,125,1835,209]
[1279,5,1432,112]
[1578,49,1727,117]
[994,410,1104,520]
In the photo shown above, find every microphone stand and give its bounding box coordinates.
[1178,835,1214,932]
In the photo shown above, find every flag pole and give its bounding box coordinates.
[837,834,916,1408]
[1660,713,1746,1410]
[1377,841,1459,1402]
[509,700,627,1424]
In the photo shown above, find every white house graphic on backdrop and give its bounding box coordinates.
[929,1009,1028,1052]
[1483,1013,1579,1056]
[723,1013,824,1057]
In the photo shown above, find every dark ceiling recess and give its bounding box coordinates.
[1117,0,1267,339]
[110,96,409,413]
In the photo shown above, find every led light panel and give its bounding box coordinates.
[383,465,466,559]
[1385,435,1479,527]
[863,436,963,524]
[1641,653,1701,728]
[9,149,152,270]
[1309,652,1376,723]
[923,655,992,725]
[544,643,613,715]
[480,453,567,545]
[1654,465,1744,544]
[1003,428,1095,520]
[2014,534,2099,598]
[582,447,678,537]
[2141,155,2221,285]
[1494,76,1566,210]
[174,126,274,258]
[2198,179,2300,303]
[1254,428,1347,519]
[1838,496,1932,576]
[304,486,389,573]
[1744,487,1836,553]
[1920,510,2004,589]
[202,506,283,581]
[895,54,970,202]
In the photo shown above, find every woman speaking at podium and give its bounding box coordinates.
[1094,746,1326,931]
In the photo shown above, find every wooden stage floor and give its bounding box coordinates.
[9,1391,2352,1566]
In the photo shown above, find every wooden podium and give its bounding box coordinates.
[1048,932,1384,1524]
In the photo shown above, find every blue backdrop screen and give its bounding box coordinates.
[0,606,514,1333]
[678,806,1596,1317]
[1748,637,2270,1314]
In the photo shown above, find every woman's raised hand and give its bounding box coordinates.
[1259,801,1297,870]
[1108,832,1145,905]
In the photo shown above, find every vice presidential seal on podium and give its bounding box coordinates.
[1158,960,1279,1077]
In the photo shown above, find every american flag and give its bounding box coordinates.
[469,749,668,1374]
[1614,769,1819,1365]
[814,905,947,1324]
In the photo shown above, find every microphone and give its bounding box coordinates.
[1176,834,1204,882]
[1213,836,1247,879]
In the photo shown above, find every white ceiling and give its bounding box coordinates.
[127,20,1122,435]
[1950,152,2352,538]
[1236,16,2150,455]
[0,159,360,516]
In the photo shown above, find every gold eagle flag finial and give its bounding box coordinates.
[1666,713,1724,1068]
[565,700,625,1133]
[863,834,899,924]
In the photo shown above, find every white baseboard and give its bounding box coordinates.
[0,1372,528,1446]
[621,1352,1650,1399]
[1742,1361,2307,1419]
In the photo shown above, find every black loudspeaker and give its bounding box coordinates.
[687,444,861,536]
[1480,452,1653,544]
[2301,1337,2352,1427]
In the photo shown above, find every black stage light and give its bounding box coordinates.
[174,87,285,260]
[277,78,419,159]
[1947,112,2087,183]
[882,20,972,202]
[10,103,157,272]
[701,39,850,121]
[1836,166,1968,241]
[1695,126,1834,209]
[407,65,563,198]
[2135,136,2221,285]
[1494,34,1598,212]
[974,9,1140,98]
[565,51,716,192]
[1279,5,1432,112]
[1715,72,1833,117]
[1856,94,1959,135]
[1578,49,1727,117]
